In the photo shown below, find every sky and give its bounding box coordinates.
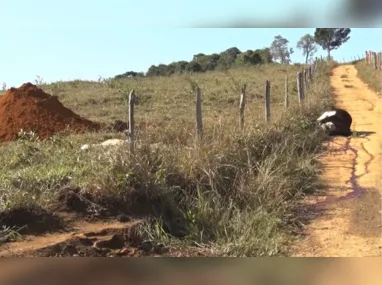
[0,1,381,87]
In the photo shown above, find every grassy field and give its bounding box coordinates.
[354,59,381,95]
[0,61,337,256]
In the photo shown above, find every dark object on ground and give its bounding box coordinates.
[317,108,353,137]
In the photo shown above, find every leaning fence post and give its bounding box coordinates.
[297,72,304,106]
[195,87,203,140]
[239,84,246,130]
[265,80,270,122]
[128,89,136,153]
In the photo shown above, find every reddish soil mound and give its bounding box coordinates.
[0,82,101,142]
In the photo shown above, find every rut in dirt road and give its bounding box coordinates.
[292,64,382,257]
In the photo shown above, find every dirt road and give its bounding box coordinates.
[292,64,382,257]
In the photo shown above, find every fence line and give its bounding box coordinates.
[365,50,382,71]
[126,58,324,146]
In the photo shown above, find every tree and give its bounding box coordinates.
[192,53,220,71]
[146,64,171,76]
[114,71,144,79]
[269,35,293,64]
[192,53,206,61]
[296,34,318,64]
[173,61,188,73]
[217,47,241,69]
[235,50,262,66]
[254,48,273,63]
[185,61,203,73]
[314,28,351,59]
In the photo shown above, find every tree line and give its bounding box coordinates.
[115,28,351,79]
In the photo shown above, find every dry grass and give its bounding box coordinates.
[0,60,336,256]
[354,60,382,95]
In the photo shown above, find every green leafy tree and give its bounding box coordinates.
[192,53,220,71]
[192,53,206,61]
[114,71,144,79]
[254,48,273,63]
[314,28,351,59]
[147,64,171,76]
[296,34,318,64]
[173,61,188,73]
[217,47,241,69]
[235,50,262,66]
[269,35,293,64]
[185,61,203,73]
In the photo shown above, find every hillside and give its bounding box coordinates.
[0,61,336,257]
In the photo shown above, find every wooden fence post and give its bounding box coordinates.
[369,51,372,65]
[365,51,369,64]
[308,66,312,81]
[265,80,270,122]
[128,90,136,153]
[297,72,304,106]
[239,84,246,130]
[195,87,203,140]
[304,69,308,92]
[284,75,288,110]
[373,52,378,70]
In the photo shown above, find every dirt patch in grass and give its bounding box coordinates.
[34,225,160,257]
[54,187,153,219]
[0,206,66,235]
[52,187,188,238]
[7,221,208,257]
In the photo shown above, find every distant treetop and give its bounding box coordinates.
[114,46,273,79]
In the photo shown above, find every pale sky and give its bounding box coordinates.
[0,1,381,87]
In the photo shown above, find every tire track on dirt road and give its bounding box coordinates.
[292,64,382,257]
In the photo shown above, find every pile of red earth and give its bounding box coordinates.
[0,82,101,142]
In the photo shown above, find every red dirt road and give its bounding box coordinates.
[292,64,382,256]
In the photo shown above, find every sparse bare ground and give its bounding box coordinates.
[0,62,336,257]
